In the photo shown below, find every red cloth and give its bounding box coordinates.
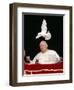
[24,62,63,74]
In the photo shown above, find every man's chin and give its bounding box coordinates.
[41,50,47,53]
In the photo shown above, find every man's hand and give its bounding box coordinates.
[35,59,39,64]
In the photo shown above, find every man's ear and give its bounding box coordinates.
[46,44,48,48]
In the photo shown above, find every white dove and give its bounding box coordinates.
[36,19,51,40]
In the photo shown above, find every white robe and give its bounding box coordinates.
[31,50,60,64]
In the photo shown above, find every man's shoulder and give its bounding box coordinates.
[48,49,57,53]
[35,52,41,57]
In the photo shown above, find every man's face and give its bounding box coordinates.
[39,41,48,53]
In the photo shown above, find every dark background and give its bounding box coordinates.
[23,13,63,60]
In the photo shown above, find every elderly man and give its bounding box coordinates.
[31,40,60,64]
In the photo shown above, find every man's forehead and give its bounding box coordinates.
[40,41,47,45]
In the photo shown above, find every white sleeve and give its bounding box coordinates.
[31,53,39,64]
[55,51,60,61]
